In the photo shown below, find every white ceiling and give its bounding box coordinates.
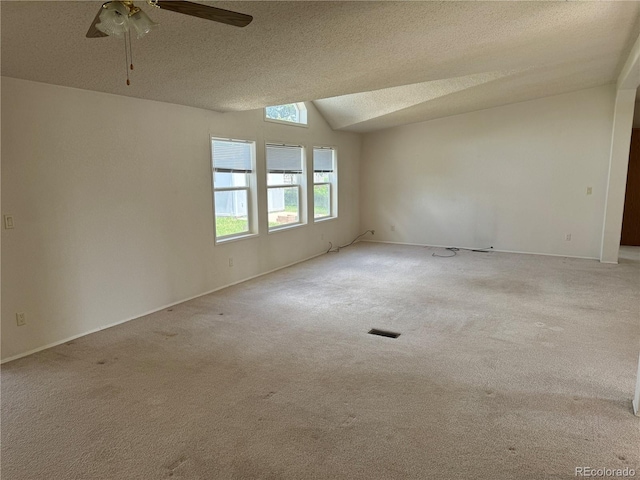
[2,1,639,133]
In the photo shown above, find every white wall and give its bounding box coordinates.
[602,33,640,264]
[600,88,637,263]
[1,77,361,361]
[360,85,615,258]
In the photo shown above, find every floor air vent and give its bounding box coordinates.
[368,328,401,339]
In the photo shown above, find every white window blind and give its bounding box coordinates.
[313,148,334,172]
[213,140,253,173]
[266,145,303,173]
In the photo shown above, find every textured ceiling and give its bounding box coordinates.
[2,1,640,133]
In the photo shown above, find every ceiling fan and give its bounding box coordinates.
[86,1,252,85]
[86,0,253,39]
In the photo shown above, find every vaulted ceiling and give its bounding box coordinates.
[2,1,639,133]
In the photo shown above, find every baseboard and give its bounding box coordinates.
[1,249,327,364]
[362,239,600,261]
[633,398,639,417]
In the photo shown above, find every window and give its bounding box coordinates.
[313,147,337,220]
[211,138,256,241]
[266,144,306,230]
[265,103,308,126]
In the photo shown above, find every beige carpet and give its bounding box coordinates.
[2,243,639,479]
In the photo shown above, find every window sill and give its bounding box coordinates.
[314,216,337,223]
[215,232,259,245]
[268,222,307,234]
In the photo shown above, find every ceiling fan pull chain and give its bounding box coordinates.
[128,30,134,71]
[124,34,130,86]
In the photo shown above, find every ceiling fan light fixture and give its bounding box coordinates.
[95,1,130,38]
[129,10,158,39]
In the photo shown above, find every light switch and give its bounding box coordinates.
[586,187,592,195]
[4,215,14,229]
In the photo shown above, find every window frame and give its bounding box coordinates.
[264,102,309,128]
[266,142,307,232]
[211,137,258,243]
[313,146,338,222]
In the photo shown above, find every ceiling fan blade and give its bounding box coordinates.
[156,1,253,27]
[86,3,108,38]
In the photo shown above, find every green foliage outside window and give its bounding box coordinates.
[216,216,248,237]
[314,184,330,217]
[266,104,299,123]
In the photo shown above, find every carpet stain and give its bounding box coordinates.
[508,447,516,453]
[262,391,277,399]
[340,414,357,427]
[618,455,627,461]
[485,389,495,396]
[155,331,178,338]
[167,455,188,474]
[96,360,106,365]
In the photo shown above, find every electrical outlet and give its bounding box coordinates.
[4,215,14,229]
[228,257,234,267]
[16,313,26,326]
[586,186,592,195]
[565,234,572,241]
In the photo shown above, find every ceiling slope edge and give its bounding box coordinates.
[313,69,524,131]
